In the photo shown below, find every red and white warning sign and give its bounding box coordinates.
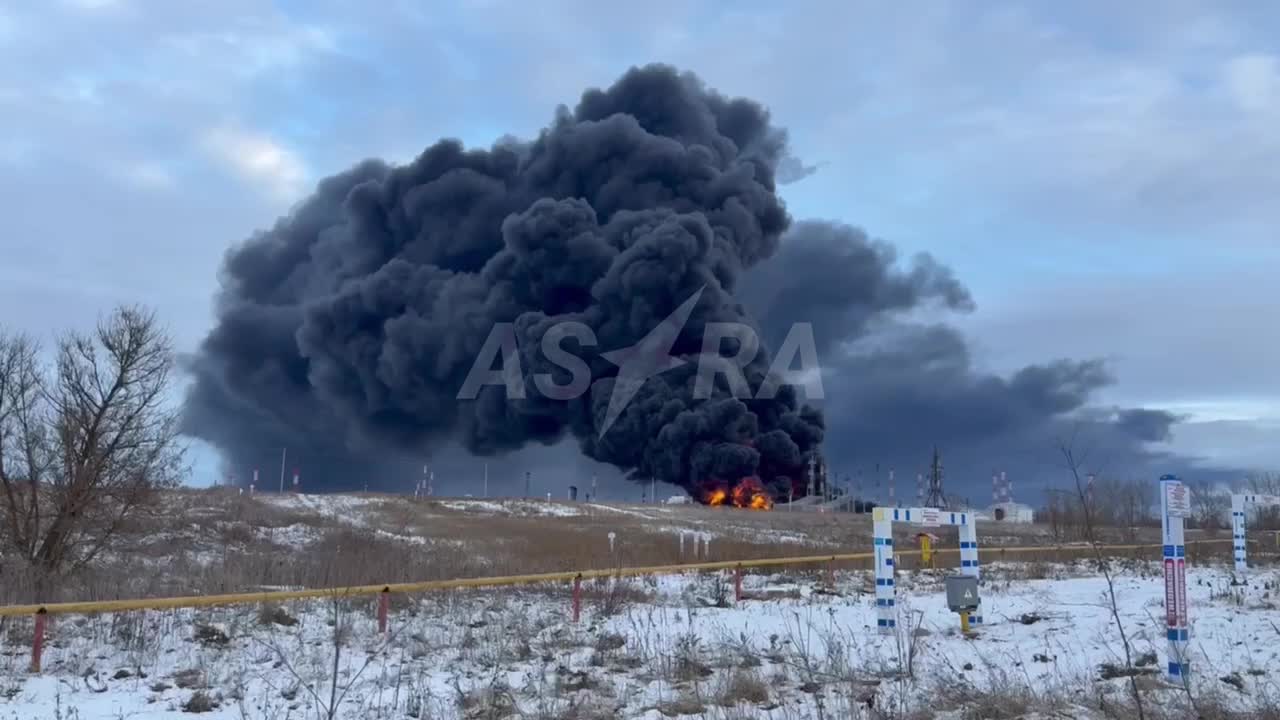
[1175,559,1188,626]
[1165,482,1192,518]
[1164,558,1178,626]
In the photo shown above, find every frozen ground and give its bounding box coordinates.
[2,561,1277,719]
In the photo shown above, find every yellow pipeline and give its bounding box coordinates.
[0,539,1235,618]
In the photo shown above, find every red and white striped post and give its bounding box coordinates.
[571,574,582,623]
[377,589,390,635]
[30,609,46,674]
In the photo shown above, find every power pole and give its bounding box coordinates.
[525,471,531,498]
[278,448,286,493]
[483,463,489,498]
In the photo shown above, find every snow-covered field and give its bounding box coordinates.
[3,562,1277,719]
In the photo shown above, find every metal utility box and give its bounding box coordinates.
[945,575,980,612]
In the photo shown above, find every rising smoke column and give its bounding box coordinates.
[183,64,823,497]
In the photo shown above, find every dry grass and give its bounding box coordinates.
[0,486,1243,608]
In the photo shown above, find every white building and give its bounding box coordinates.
[985,501,1035,523]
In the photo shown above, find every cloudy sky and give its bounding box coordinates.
[2,0,1276,487]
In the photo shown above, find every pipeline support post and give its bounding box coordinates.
[377,589,390,635]
[572,574,582,623]
[30,609,46,674]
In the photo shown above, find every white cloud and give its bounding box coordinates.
[202,125,307,203]
[117,160,174,190]
[59,0,122,10]
[1224,53,1280,113]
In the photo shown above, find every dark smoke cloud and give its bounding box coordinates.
[184,64,822,497]
[740,223,1210,501]
[185,63,1205,503]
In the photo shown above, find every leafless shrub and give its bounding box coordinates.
[181,690,220,713]
[715,669,770,706]
[0,308,185,592]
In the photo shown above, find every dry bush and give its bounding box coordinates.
[716,669,770,706]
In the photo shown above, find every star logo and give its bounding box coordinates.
[597,286,705,438]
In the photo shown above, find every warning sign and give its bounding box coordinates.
[1165,482,1191,518]
[1175,559,1188,627]
[920,508,942,527]
[1164,559,1178,626]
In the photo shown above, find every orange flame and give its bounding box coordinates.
[702,477,772,510]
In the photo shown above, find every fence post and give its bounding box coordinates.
[1232,494,1248,572]
[30,609,46,674]
[572,574,582,623]
[734,565,743,603]
[377,589,390,635]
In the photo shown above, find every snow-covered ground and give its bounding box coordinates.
[3,562,1276,719]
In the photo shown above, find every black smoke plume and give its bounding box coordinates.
[184,64,823,499]
[185,63,1196,502]
[740,222,1193,500]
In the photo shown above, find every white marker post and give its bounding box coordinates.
[607,531,617,554]
[1231,493,1280,573]
[1160,474,1191,680]
[873,506,980,634]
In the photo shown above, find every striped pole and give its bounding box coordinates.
[1160,474,1190,681]
[1232,495,1247,573]
[958,514,982,625]
[873,508,895,634]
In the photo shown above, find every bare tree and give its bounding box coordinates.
[1188,479,1228,533]
[1247,472,1280,531]
[0,306,185,581]
[1057,440,1146,720]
